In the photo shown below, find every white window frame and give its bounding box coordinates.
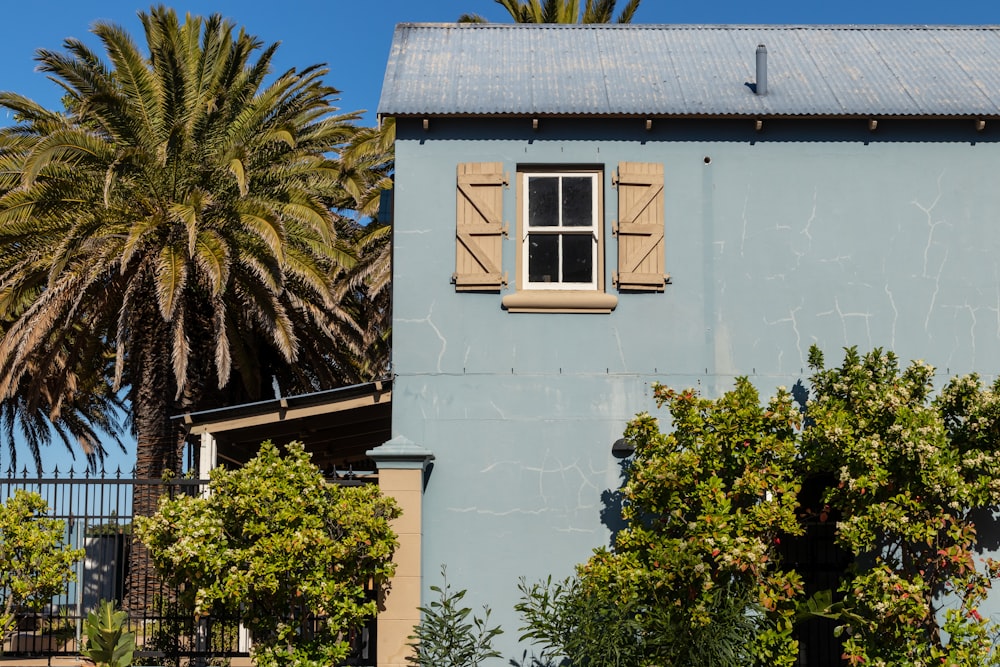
[501,165,617,313]
[521,171,599,291]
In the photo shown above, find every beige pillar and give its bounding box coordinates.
[366,436,434,667]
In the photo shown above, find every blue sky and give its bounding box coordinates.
[2,0,999,471]
[4,0,1000,129]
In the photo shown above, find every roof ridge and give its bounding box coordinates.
[396,22,1000,30]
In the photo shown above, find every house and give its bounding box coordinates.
[374,23,1000,667]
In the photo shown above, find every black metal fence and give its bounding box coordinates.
[1,466,378,666]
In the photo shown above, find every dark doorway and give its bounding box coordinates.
[779,473,852,666]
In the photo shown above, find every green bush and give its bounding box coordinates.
[136,441,400,667]
[516,346,1000,666]
[0,490,84,651]
[515,574,646,667]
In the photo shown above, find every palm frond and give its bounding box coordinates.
[615,0,641,23]
[0,7,388,472]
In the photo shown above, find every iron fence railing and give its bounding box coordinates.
[1,466,378,667]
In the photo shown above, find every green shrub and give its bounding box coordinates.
[136,441,400,667]
[0,490,84,651]
[408,566,502,667]
[517,346,1000,666]
[515,574,645,667]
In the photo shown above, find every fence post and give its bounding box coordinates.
[193,618,208,667]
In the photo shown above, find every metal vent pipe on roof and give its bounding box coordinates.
[756,44,767,95]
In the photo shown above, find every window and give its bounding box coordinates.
[523,172,599,289]
[453,161,666,312]
[502,166,617,313]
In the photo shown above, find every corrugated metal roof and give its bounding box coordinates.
[377,24,1000,118]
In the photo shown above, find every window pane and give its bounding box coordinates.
[528,177,558,227]
[562,177,593,227]
[562,234,593,283]
[528,234,559,283]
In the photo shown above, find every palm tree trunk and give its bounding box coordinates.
[125,310,184,615]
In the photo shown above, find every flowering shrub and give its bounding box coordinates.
[601,377,805,666]
[135,441,400,667]
[804,347,1000,666]
[521,347,1000,666]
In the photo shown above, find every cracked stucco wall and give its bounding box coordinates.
[390,117,1000,663]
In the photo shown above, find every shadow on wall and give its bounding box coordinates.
[972,508,1000,554]
[423,461,435,491]
[397,116,1000,145]
[600,447,634,548]
[791,379,809,416]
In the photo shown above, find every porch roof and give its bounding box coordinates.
[173,380,391,470]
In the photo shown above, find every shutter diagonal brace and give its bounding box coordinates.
[616,176,662,225]
[615,174,663,273]
[457,229,504,274]
[614,224,663,274]
[458,178,506,226]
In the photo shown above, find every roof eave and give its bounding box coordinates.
[382,112,1000,121]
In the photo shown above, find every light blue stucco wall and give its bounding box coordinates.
[390,116,1000,662]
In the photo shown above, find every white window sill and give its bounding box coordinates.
[501,291,618,313]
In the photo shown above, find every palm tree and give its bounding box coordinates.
[0,7,382,606]
[0,337,126,473]
[333,118,394,381]
[460,0,642,23]
[337,117,395,220]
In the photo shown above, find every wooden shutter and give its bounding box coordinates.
[454,162,508,292]
[613,162,667,292]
